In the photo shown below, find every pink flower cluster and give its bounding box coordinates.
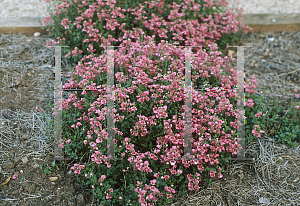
[130,115,156,137]
[134,179,171,205]
[252,125,265,138]
[61,18,71,30]
[43,0,255,204]
[58,138,71,149]
[57,37,255,204]
[70,163,85,175]
[153,105,168,119]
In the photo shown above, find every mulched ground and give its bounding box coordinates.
[0,30,299,206]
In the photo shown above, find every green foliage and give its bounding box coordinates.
[35,159,61,175]
[215,29,243,53]
[244,89,300,148]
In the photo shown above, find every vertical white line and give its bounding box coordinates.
[184,47,193,160]
[54,46,63,158]
[106,46,115,160]
[236,47,246,159]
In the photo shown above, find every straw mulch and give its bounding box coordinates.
[0,31,299,206]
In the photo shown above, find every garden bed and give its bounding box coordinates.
[0,30,299,205]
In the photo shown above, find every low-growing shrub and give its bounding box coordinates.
[50,36,261,205]
[39,0,276,205]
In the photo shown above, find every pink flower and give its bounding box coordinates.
[150,179,156,185]
[294,88,298,93]
[218,173,223,178]
[13,174,18,180]
[136,181,142,186]
[106,194,112,199]
[295,105,300,110]
[255,112,262,118]
[100,175,106,181]
[35,106,42,112]
[210,170,216,178]
[20,170,23,174]
[58,142,64,148]
[167,193,172,199]
[295,94,300,99]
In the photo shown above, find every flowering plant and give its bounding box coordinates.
[52,34,261,205]
[41,0,261,205]
[12,170,23,180]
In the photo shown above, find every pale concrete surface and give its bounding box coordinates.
[227,0,299,14]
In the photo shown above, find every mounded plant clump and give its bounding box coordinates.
[39,0,273,205]
[54,38,260,206]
